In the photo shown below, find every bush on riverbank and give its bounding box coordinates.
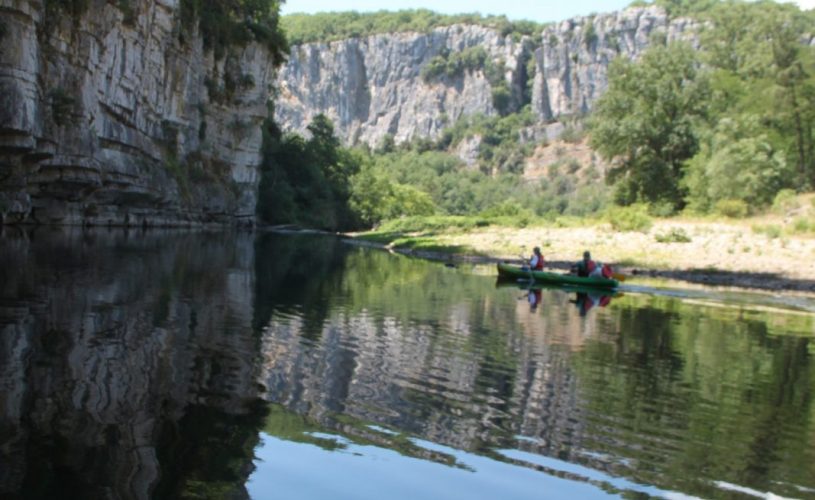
[606,205,653,233]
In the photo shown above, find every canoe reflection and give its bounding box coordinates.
[495,278,620,315]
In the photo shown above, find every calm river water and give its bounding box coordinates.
[1,228,814,499]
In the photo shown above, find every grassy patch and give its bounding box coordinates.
[378,215,492,234]
[353,231,406,245]
[390,236,479,255]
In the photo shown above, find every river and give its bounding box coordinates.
[1,228,813,499]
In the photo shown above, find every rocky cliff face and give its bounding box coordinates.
[275,24,532,147]
[274,6,697,147]
[532,7,697,120]
[0,0,278,226]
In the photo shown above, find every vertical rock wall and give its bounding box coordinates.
[533,6,697,120]
[275,24,533,147]
[0,0,279,226]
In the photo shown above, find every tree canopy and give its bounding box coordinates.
[589,43,709,209]
[590,0,815,214]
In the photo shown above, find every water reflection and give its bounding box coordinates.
[494,279,619,315]
[1,230,814,499]
[0,227,266,499]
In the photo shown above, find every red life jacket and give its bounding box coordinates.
[534,254,545,270]
[586,260,596,274]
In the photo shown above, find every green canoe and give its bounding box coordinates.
[496,263,619,289]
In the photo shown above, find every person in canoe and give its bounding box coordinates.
[572,251,613,278]
[527,246,545,271]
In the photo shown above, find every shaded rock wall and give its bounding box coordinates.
[0,0,279,227]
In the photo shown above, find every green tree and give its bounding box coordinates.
[349,164,436,226]
[772,30,815,186]
[589,43,709,208]
[257,114,360,230]
[684,116,790,212]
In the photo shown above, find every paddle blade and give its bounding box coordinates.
[612,273,627,282]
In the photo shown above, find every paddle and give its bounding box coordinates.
[611,272,627,282]
[518,253,534,283]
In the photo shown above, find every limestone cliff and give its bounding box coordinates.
[274,6,697,147]
[0,0,279,226]
[532,7,697,120]
[275,24,533,147]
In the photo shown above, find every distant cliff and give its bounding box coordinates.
[275,6,697,147]
[532,7,696,120]
[0,0,281,226]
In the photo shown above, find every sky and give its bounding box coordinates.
[280,0,815,23]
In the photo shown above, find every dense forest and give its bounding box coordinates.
[256,0,815,231]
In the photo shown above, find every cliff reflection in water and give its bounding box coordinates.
[2,230,814,499]
[0,228,267,499]
[252,234,815,499]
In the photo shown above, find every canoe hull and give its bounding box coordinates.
[496,263,619,289]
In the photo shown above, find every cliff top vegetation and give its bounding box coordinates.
[281,9,544,45]
[179,0,289,62]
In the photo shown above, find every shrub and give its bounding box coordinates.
[583,20,598,48]
[654,227,692,243]
[606,204,653,232]
[715,199,749,218]
[752,224,782,239]
[480,200,526,217]
[791,217,814,234]
[559,125,584,144]
[491,85,512,116]
[772,189,799,215]
[648,201,677,217]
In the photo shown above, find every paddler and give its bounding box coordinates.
[572,251,613,278]
[529,247,545,271]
